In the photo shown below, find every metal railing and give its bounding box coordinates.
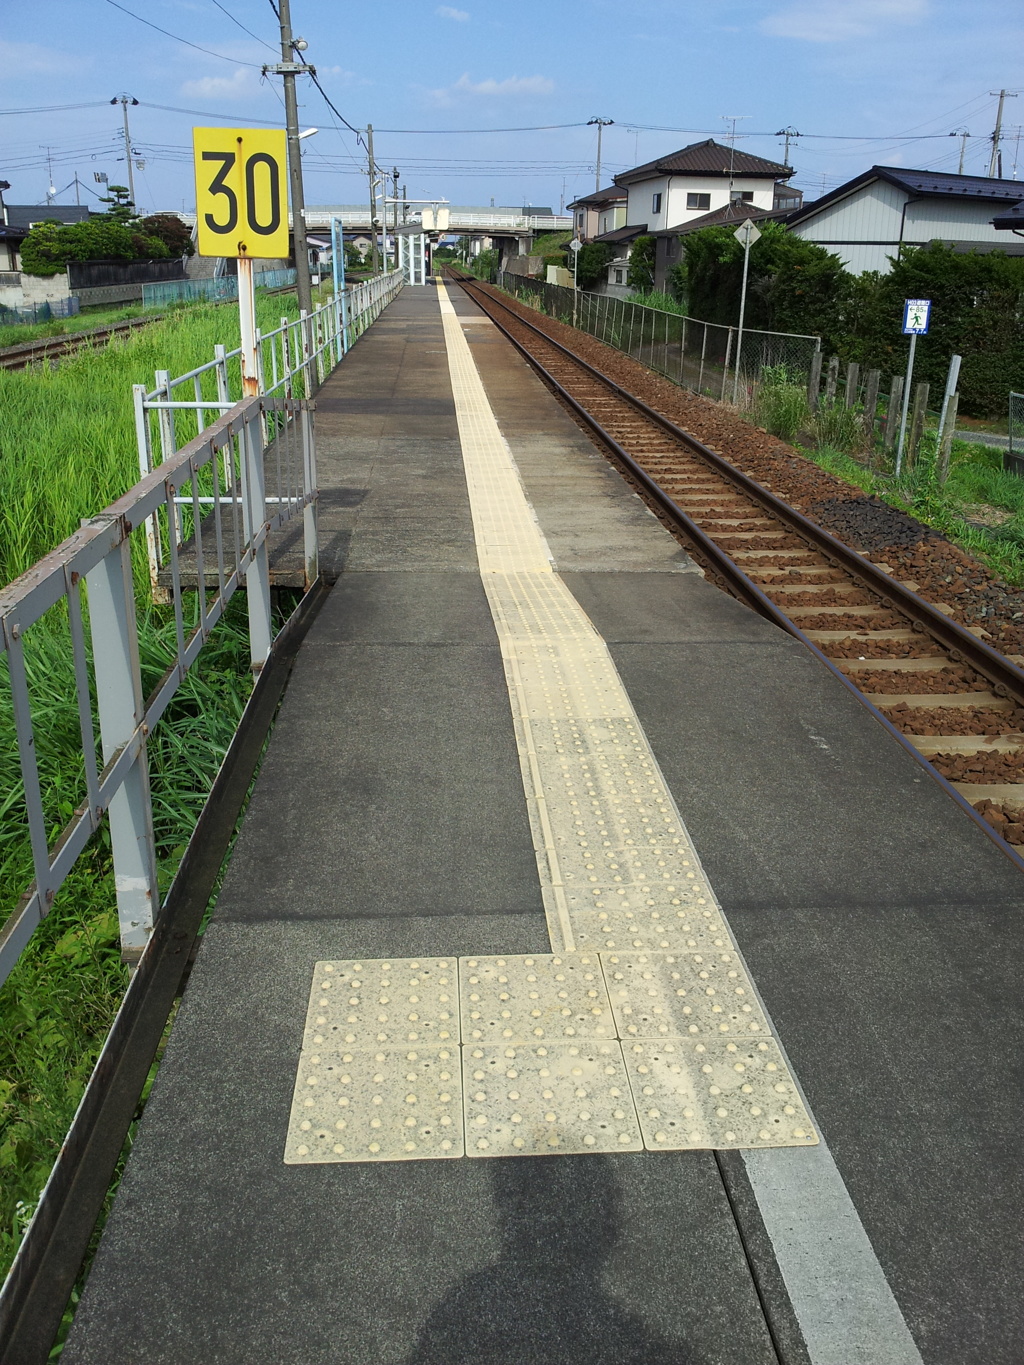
[496,271,821,407]
[0,394,316,986]
[134,270,403,589]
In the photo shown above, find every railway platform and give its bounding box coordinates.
[61,282,1023,1365]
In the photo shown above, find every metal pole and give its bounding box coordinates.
[331,216,342,362]
[237,254,260,397]
[367,125,380,274]
[273,0,314,316]
[895,332,917,475]
[732,234,752,405]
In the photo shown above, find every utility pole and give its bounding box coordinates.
[111,95,139,210]
[775,126,802,167]
[950,127,971,175]
[588,117,613,191]
[366,124,380,273]
[392,166,400,242]
[989,90,1018,177]
[263,0,314,317]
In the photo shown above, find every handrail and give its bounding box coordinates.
[0,394,316,986]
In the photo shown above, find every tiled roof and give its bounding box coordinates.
[594,223,648,245]
[650,202,787,238]
[992,200,1024,228]
[567,185,627,210]
[615,139,791,186]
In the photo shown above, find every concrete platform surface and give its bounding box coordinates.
[62,282,1024,1365]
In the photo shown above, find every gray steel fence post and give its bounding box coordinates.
[240,408,273,669]
[300,309,312,399]
[133,384,163,594]
[301,404,318,589]
[721,328,734,401]
[86,529,159,960]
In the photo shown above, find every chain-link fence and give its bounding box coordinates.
[0,295,80,325]
[495,271,820,409]
[1009,391,1024,475]
[141,269,297,309]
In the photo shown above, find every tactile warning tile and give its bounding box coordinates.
[460,953,616,1045]
[462,1041,642,1157]
[301,958,459,1048]
[284,1046,464,1163]
[623,1037,817,1150]
[571,908,732,954]
[602,951,771,1040]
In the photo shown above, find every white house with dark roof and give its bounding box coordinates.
[612,138,795,236]
[785,167,1024,274]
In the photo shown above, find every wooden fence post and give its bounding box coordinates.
[936,392,960,485]
[907,382,930,469]
[884,375,904,452]
[807,350,823,411]
[844,361,860,408]
[862,369,881,451]
[825,355,839,404]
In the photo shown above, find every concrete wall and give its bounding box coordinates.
[0,270,74,311]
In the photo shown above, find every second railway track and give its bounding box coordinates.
[450,268,1024,862]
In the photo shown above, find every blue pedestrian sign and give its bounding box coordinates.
[903,298,931,335]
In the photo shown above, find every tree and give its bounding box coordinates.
[97,185,136,222]
[140,213,194,257]
[575,242,614,289]
[627,235,655,291]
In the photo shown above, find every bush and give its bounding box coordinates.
[575,242,613,289]
[754,365,809,440]
[627,235,655,291]
[812,398,864,453]
[20,218,169,276]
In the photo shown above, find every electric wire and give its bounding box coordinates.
[208,0,279,53]
[102,0,264,66]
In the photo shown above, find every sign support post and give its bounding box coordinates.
[732,218,761,405]
[237,253,259,397]
[896,298,931,475]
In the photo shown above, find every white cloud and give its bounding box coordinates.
[180,68,255,100]
[0,39,81,74]
[436,5,470,19]
[427,72,554,105]
[761,0,927,42]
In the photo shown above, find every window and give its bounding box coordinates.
[652,192,662,214]
[730,190,754,203]
[614,269,624,284]
[686,193,711,211]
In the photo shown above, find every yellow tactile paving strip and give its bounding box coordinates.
[283,284,816,1163]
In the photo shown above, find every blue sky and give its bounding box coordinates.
[2,0,1022,216]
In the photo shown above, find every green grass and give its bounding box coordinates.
[0,303,160,350]
[0,293,303,1321]
[798,435,1024,587]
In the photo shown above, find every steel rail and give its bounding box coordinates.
[450,270,1024,875]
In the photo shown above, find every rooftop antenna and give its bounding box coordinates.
[721,115,750,199]
[41,146,56,203]
[949,127,971,175]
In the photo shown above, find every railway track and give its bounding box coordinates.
[0,284,299,372]
[450,269,1024,862]
[0,313,164,371]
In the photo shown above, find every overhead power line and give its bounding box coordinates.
[208,0,279,53]
[0,102,112,116]
[102,0,264,66]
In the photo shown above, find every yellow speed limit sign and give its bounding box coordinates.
[193,127,288,258]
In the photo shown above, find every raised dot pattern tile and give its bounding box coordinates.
[281,285,816,1165]
[284,954,815,1162]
